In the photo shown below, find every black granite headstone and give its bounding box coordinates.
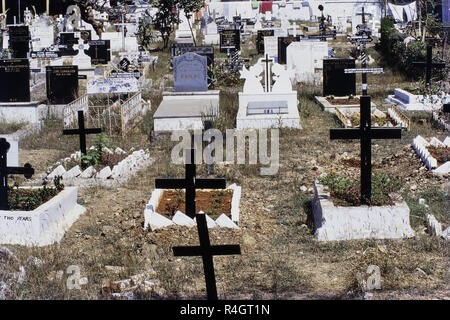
[0,58,30,102]
[176,46,214,67]
[58,32,78,56]
[323,58,356,97]
[8,26,30,59]
[220,29,240,53]
[86,40,111,65]
[277,36,300,65]
[170,42,194,57]
[257,30,274,54]
[46,66,79,104]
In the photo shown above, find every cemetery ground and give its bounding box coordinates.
[2,88,448,300]
[1,36,449,300]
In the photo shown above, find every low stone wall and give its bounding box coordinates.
[45,148,154,187]
[312,181,415,241]
[411,135,450,175]
[0,187,85,246]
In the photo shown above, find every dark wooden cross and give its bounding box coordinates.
[262,53,273,93]
[155,149,241,300]
[330,96,402,204]
[63,110,102,156]
[413,45,446,88]
[0,138,35,210]
[347,7,375,95]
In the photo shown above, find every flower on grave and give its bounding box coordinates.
[331,169,336,174]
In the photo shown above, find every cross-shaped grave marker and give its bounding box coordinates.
[346,7,377,95]
[261,53,273,93]
[0,138,35,210]
[330,96,402,204]
[155,148,241,300]
[63,110,102,156]
[308,5,336,41]
[413,45,446,88]
[72,36,90,57]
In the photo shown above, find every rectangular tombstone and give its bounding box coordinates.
[0,58,30,102]
[323,58,356,97]
[46,66,79,105]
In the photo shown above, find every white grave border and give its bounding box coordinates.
[143,184,241,230]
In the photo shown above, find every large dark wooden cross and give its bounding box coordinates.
[413,45,446,88]
[155,149,241,300]
[330,96,402,204]
[0,138,35,210]
[262,54,273,93]
[63,110,102,155]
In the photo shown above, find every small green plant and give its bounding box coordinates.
[319,172,402,206]
[7,176,65,211]
[79,133,112,169]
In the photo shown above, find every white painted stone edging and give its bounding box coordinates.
[143,184,241,231]
[411,135,450,175]
[0,187,86,246]
[312,181,415,241]
[46,148,153,187]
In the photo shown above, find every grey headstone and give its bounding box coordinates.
[173,52,208,92]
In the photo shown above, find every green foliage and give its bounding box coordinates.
[319,172,403,206]
[425,14,443,38]
[379,17,446,83]
[209,62,242,88]
[137,16,158,50]
[80,133,111,169]
[151,0,179,49]
[8,176,65,211]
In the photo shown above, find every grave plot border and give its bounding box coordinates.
[312,181,415,241]
[143,184,241,231]
[0,187,85,246]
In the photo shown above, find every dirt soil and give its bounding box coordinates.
[327,97,360,105]
[427,146,450,167]
[156,190,233,219]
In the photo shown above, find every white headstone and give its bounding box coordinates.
[72,37,92,69]
[272,63,294,93]
[264,36,278,62]
[240,64,264,94]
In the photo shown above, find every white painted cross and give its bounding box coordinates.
[72,36,91,68]
[114,13,127,51]
[292,24,299,37]
[72,36,90,53]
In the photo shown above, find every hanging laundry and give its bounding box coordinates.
[260,1,273,14]
[388,1,417,22]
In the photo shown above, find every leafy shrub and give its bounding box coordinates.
[79,133,112,169]
[378,17,445,82]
